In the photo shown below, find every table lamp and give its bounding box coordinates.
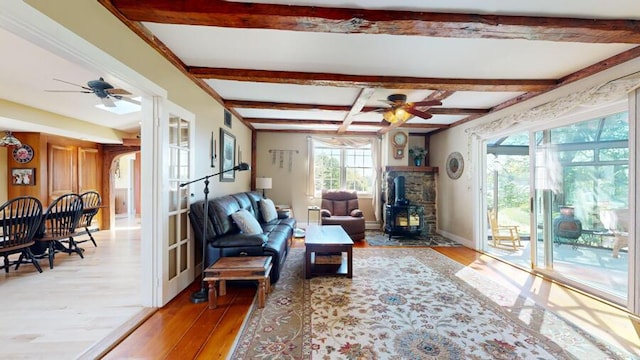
[256,177,272,198]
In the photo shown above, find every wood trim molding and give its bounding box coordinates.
[385,166,439,173]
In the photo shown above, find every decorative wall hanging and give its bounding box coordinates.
[220,128,236,182]
[446,152,464,180]
[12,168,35,185]
[210,131,217,168]
[224,109,232,128]
[268,149,299,172]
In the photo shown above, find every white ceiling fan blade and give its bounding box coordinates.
[101,96,116,107]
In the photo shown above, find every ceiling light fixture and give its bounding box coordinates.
[0,131,22,147]
[382,108,412,123]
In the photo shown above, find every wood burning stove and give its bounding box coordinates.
[385,205,424,239]
[384,175,424,238]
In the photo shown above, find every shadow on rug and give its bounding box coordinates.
[365,230,461,247]
[230,248,631,360]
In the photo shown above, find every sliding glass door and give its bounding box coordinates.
[532,112,629,302]
[484,133,531,268]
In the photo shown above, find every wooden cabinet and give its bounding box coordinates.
[48,144,76,202]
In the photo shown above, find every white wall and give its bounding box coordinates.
[256,132,376,225]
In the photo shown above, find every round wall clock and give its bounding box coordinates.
[12,144,34,164]
[446,151,464,179]
[391,132,408,159]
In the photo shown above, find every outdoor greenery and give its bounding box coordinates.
[487,111,629,235]
[314,147,373,194]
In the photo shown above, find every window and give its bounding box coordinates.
[313,144,373,195]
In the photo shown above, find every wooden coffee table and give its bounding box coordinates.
[305,225,354,279]
[203,256,272,309]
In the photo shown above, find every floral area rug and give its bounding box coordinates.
[230,248,631,359]
[365,230,461,247]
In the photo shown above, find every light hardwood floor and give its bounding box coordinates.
[0,217,146,360]
[106,237,640,359]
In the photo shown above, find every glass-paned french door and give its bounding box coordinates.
[162,103,194,305]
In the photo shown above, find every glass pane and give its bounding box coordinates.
[314,147,340,191]
[168,248,177,279]
[559,150,594,163]
[534,117,629,301]
[168,215,177,246]
[179,118,190,147]
[180,212,188,240]
[599,112,628,141]
[600,147,628,161]
[180,243,188,272]
[169,148,179,179]
[179,149,189,180]
[180,187,189,209]
[169,115,179,146]
[169,183,178,212]
[551,118,600,144]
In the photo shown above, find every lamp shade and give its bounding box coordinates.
[256,177,272,190]
[382,108,412,123]
[0,131,22,147]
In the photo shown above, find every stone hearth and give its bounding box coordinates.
[384,166,438,237]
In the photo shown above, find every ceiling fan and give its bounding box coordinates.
[373,94,442,123]
[45,77,139,108]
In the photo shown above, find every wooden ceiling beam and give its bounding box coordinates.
[226,99,490,115]
[245,118,387,127]
[109,0,640,44]
[195,68,555,92]
[256,129,380,136]
[339,88,376,133]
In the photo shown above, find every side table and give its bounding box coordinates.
[203,256,272,309]
[307,206,321,224]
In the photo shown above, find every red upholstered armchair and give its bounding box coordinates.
[320,190,365,241]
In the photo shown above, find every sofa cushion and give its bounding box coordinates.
[210,195,242,235]
[211,233,267,247]
[260,198,278,223]
[350,209,363,217]
[231,209,262,235]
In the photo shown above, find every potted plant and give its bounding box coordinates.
[409,147,427,166]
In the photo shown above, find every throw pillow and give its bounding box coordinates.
[260,198,278,223]
[231,209,263,235]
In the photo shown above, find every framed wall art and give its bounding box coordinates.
[224,109,232,128]
[220,128,236,182]
[12,168,35,185]
[446,151,464,180]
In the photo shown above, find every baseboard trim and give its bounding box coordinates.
[437,229,473,248]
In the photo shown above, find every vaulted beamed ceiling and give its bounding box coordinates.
[100,0,640,135]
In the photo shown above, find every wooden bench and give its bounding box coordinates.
[203,256,272,309]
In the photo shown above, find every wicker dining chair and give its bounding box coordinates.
[0,196,44,273]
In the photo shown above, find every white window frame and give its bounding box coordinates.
[313,145,373,196]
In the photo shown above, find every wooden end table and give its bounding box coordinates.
[203,256,272,309]
[305,225,354,279]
